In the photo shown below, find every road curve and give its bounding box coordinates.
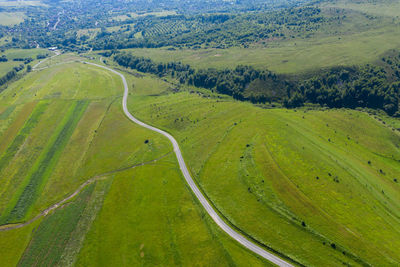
[84,62,294,267]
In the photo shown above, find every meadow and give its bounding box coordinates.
[124,24,400,74]
[0,52,399,266]
[0,1,46,7]
[0,61,272,266]
[125,71,400,266]
[122,0,400,74]
[1,0,399,264]
[0,49,50,76]
[0,12,26,26]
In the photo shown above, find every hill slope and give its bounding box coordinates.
[0,61,268,266]
[125,70,400,266]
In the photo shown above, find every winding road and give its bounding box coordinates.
[84,62,294,267]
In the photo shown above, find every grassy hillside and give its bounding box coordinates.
[0,54,399,266]
[0,49,49,76]
[322,0,400,17]
[0,12,25,26]
[124,70,400,266]
[0,61,270,266]
[123,24,400,74]
[120,0,400,74]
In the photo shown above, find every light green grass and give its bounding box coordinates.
[0,101,47,176]
[2,58,400,266]
[323,0,400,17]
[76,155,270,266]
[0,48,49,76]
[124,24,400,74]
[0,12,25,25]
[0,100,71,218]
[0,219,42,267]
[125,72,400,266]
[0,61,271,266]
[0,1,47,7]
[17,184,96,267]
[3,100,88,223]
[111,10,177,22]
[0,61,23,76]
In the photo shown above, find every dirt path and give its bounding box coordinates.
[0,152,171,232]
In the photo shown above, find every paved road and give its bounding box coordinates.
[84,62,294,267]
[32,51,61,70]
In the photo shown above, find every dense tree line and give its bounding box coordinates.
[114,53,288,102]
[114,52,400,116]
[0,64,24,88]
[13,57,33,64]
[285,66,400,115]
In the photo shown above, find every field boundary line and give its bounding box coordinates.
[84,61,295,267]
[0,152,171,232]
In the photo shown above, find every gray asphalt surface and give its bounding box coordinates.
[84,61,294,267]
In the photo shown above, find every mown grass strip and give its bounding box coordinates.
[0,102,47,174]
[0,105,16,120]
[17,183,95,267]
[4,100,89,223]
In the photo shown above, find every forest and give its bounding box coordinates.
[114,52,400,116]
[0,64,25,89]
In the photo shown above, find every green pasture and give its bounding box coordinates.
[76,155,269,266]
[0,61,273,266]
[0,12,25,26]
[0,1,47,7]
[1,52,400,266]
[0,48,50,76]
[125,72,400,266]
[323,0,400,17]
[124,24,400,74]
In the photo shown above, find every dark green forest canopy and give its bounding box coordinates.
[1,0,399,116]
[113,52,400,116]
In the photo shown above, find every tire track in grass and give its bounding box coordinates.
[0,152,172,232]
[0,105,16,120]
[0,101,48,176]
[17,183,96,267]
[3,100,89,223]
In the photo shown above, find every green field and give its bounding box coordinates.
[0,61,273,266]
[0,12,25,25]
[1,0,400,264]
[0,49,50,76]
[323,0,400,17]
[0,53,399,266]
[123,24,400,74]
[0,1,46,7]
[121,0,400,74]
[124,70,400,266]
